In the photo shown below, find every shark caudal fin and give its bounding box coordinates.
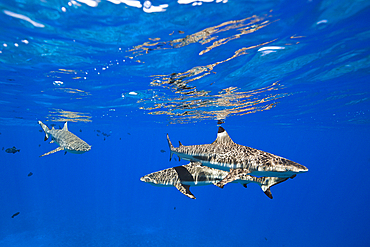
[166,133,175,161]
[38,121,50,141]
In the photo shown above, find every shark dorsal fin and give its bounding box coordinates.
[179,141,183,147]
[212,127,235,144]
[63,122,68,131]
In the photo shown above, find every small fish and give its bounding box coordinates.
[28,172,33,177]
[11,212,20,218]
[160,149,166,153]
[102,132,111,137]
[5,146,20,154]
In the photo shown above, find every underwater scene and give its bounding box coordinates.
[1,0,370,246]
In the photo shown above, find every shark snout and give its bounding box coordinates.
[140,176,152,183]
[296,163,309,173]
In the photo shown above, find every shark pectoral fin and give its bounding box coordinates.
[261,184,273,199]
[264,188,273,199]
[40,146,64,157]
[174,183,196,199]
[242,184,248,188]
[260,177,290,199]
[216,168,250,188]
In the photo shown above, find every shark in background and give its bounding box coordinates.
[38,121,91,157]
[140,162,295,199]
[167,127,308,188]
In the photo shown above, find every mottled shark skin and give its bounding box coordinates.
[167,127,308,188]
[38,121,91,157]
[140,162,294,199]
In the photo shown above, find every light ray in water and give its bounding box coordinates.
[47,109,92,122]
[140,82,288,124]
[3,10,45,28]
[127,14,273,59]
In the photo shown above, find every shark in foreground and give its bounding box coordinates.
[167,127,308,188]
[38,121,91,157]
[140,162,294,199]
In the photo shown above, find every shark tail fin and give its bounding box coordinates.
[38,121,50,141]
[166,133,174,161]
[177,141,183,161]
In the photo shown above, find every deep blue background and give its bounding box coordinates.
[1,121,370,246]
[1,0,370,246]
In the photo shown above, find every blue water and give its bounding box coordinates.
[1,0,370,246]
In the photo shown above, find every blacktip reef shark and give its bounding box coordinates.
[38,121,91,157]
[140,162,295,199]
[167,127,308,188]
